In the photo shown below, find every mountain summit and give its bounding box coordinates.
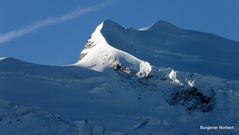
[77,20,239,80]
[1,20,239,135]
[140,20,182,32]
[75,20,152,78]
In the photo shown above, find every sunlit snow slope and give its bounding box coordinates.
[79,20,239,80]
[1,20,239,135]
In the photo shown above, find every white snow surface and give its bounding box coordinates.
[168,69,181,84]
[75,22,152,78]
[1,20,239,135]
[96,20,239,80]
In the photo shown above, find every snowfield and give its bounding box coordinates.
[1,20,239,135]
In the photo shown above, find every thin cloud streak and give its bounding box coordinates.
[0,1,114,44]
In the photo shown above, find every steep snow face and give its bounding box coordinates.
[75,21,152,78]
[97,20,239,80]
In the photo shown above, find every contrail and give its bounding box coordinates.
[0,1,114,44]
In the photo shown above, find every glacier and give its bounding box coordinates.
[0,20,239,135]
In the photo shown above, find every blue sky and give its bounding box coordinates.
[0,0,239,65]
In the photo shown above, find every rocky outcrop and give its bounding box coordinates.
[79,40,96,60]
[167,87,214,113]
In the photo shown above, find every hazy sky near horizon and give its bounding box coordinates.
[0,0,239,65]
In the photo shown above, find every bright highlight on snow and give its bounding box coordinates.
[0,57,7,61]
[75,21,152,78]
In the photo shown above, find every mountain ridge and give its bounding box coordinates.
[1,20,239,135]
[78,19,239,80]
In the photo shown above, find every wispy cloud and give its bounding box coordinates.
[0,1,114,44]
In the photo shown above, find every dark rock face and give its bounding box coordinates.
[80,53,87,60]
[110,57,135,76]
[168,87,214,113]
[79,40,96,60]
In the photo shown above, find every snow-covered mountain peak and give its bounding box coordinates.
[151,20,178,29]
[75,21,152,78]
[101,19,126,32]
[1,19,239,135]
[140,20,181,32]
[76,19,239,80]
